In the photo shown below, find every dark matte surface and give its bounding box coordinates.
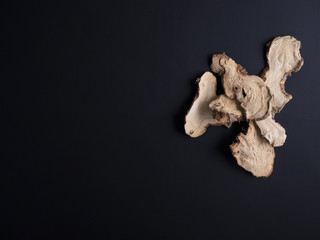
[2,0,320,239]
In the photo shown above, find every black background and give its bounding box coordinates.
[2,0,320,239]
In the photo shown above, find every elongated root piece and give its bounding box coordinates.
[184,72,223,138]
[184,36,303,177]
[261,36,304,114]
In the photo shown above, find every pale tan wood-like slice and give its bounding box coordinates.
[261,36,304,114]
[184,72,224,137]
[211,54,247,99]
[241,76,272,120]
[210,54,272,120]
[255,116,286,147]
[230,122,275,177]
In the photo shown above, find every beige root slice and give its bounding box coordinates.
[211,54,272,120]
[261,36,304,114]
[255,116,286,147]
[210,54,247,99]
[209,94,244,123]
[230,122,275,177]
[241,75,272,120]
[184,72,224,137]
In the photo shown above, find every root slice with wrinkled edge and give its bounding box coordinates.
[241,76,272,120]
[184,72,224,137]
[211,54,272,121]
[260,36,304,114]
[210,54,247,100]
[230,122,275,177]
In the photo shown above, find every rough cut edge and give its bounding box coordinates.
[230,122,275,177]
[184,72,225,138]
[255,116,287,147]
[260,36,304,114]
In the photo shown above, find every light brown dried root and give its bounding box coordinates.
[261,36,304,114]
[184,35,303,177]
[211,54,272,120]
[255,116,286,147]
[184,72,224,137]
[230,122,275,177]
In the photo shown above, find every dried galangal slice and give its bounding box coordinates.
[261,36,304,114]
[210,54,246,100]
[211,54,272,120]
[241,76,272,120]
[255,116,286,147]
[184,72,223,138]
[230,122,275,177]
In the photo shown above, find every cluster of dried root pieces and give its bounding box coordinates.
[185,36,303,177]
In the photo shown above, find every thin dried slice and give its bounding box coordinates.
[255,116,286,147]
[230,122,275,177]
[185,72,224,137]
[241,76,272,120]
[211,54,247,99]
[209,94,243,123]
[211,54,272,120]
[260,36,304,113]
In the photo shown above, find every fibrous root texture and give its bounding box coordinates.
[184,36,303,177]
